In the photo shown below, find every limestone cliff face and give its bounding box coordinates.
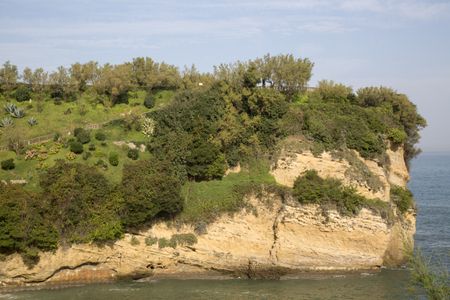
[0,146,415,287]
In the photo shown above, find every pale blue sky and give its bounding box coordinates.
[1,0,449,152]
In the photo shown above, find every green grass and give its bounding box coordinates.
[177,159,277,223]
[0,88,173,188]
[0,126,151,190]
[0,89,174,145]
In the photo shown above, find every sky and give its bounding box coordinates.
[0,0,449,152]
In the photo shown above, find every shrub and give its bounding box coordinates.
[95,159,108,170]
[39,161,123,243]
[1,158,15,170]
[82,151,92,160]
[73,127,83,137]
[130,236,140,246]
[293,170,365,216]
[66,152,76,160]
[171,233,197,246]
[88,143,96,151]
[120,159,183,228]
[95,131,106,141]
[143,93,155,109]
[391,185,414,214]
[14,85,31,102]
[53,132,61,142]
[127,148,139,160]
[0,185,58,266]
[145,236,158,246]
[387,128,407,145]
[158,237,177,249]
[70,141,84,154]
[109,152,119,166]
[76,129,91,144]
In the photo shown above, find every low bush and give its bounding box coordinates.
[145,236,158,246]
[76,129,91,144]
[109,152,119,166]
[171,233,197,246]
[144,93,155,109]
[158,237,177,249]
[95,159,108,170]
[391,185,414,214]
[293,170,365,216]
[88,144,96,151]
[130,236,140,246]
[120,159,183,228]
[73,127,84,137]
[95,131,106,141]
[82,151,92,160]
[1,158,15,170]
[70,141,84,154]
[14,85,31,102]
[127,148,139,160]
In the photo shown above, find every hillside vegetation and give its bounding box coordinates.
[0,54,425,266]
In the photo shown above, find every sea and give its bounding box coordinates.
[1,152,449,299]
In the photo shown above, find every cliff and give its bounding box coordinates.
[0,145,415,288]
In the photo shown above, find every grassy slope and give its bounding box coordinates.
[0,90,173,144]
[178,159,277,223]
[0,90,174,189]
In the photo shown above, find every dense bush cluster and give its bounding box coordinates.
[0,159,183,266]
[292,170,366,216]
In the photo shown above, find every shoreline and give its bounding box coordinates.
[0,267,391,293]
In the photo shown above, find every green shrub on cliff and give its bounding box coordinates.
[391,185,415,214]
[0,185,58,267]
[40,161,123,243]
[120,159,183,228]
[292,169,390,218]
[293,170,365,216]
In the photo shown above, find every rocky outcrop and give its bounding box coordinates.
[0,145,415,288]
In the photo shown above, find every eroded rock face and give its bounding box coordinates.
[0,146,414,287]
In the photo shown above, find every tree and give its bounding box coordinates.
[49,66,78,101]
[269,54,314,100]
[312,80,353,104]
[0,61,19,94]
[93,63,132,106]
[69,61,99,92]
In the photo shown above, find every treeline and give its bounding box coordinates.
[0,54,312,106]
